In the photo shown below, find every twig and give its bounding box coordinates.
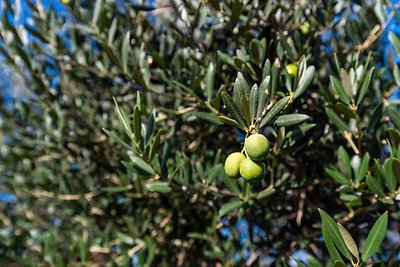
[343,131,360,155]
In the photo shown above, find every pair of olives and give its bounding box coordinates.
[224,134,269,184]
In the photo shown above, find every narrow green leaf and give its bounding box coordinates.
[257,75,271,118]
[218,115,246,131]
[194,112,222,125]
[242,96,251,126]
[392,158,400,183]
[383,159,397,192]
[145,112,155,147]
[325,166,351,185]
[115,231,135,244]
[361,211,388,262]
[394,65,400,86]
[275,114,309,127]
[161,141,172,177]
[356,153,369,184]
[249,84,258,122]
[262,59,271,80]
[338,146,352,180]
[249,39,260,63]
[92,0,103,25]
[129,154,155,176]
[340,68,354,97]
[219,200,244,216]
[366,176,385,197]
[108,18,118,45]
[319,209,344,263]
[102,128,135,152]
[297,56,307,79]
[357,67,374,106]
[270,64,279,99]
[221,172,241,194]
[335,102,356,119]
[294,65,315,98]
[221,92,247,128]
[149,129,162,161]
[236,72,250,100]
[113,97,133,140]
[122,31,131,73]
[256,187,275,200]
[319,209,353,261]
[337,223,359,261]
[134,106,143,148]
[259,96,291,128]
[330,76,351,105]
[145,181,171,193]
[233,75,245,105]
[187,232,209,241]
[389,32,400,57]
[206,62,216,102]
[218,51,235,67]
[325,108,352,133]
[386,106,400,130]
[230,0,243,26]
[367,103,383,131]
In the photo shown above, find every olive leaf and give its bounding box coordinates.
[326,166,351,185]
[361,211,388,262]
[275,114,309,127]
[325,108,352,133]
[357,67,374,106]
[206,62,216,102]
[294,65,315,99]
[259,96,291,128]
[355,153,369,184]
[330,76,351,105]
[366,176,385,197]
[219,200,244,216]
[249,84,259,121]
[218,115,246,131]
[319,209,353,262]
[337,223,359,261]
[257,75,271,118]
[233,72,250,103]
[221,92,247,128]
[145,181,171,193]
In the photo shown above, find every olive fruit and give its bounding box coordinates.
[239,158,265,184]
[224,152,246,178]
[285,64,298,77]
[244,134,269,161]
[300,22,311,35]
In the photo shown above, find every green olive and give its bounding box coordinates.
[285,64,298,77]
[244,134,269,161]
[300,22,311,35]
[239,158,265,183]
[224,152,246,178]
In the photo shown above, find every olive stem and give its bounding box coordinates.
[243,132,250,157]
